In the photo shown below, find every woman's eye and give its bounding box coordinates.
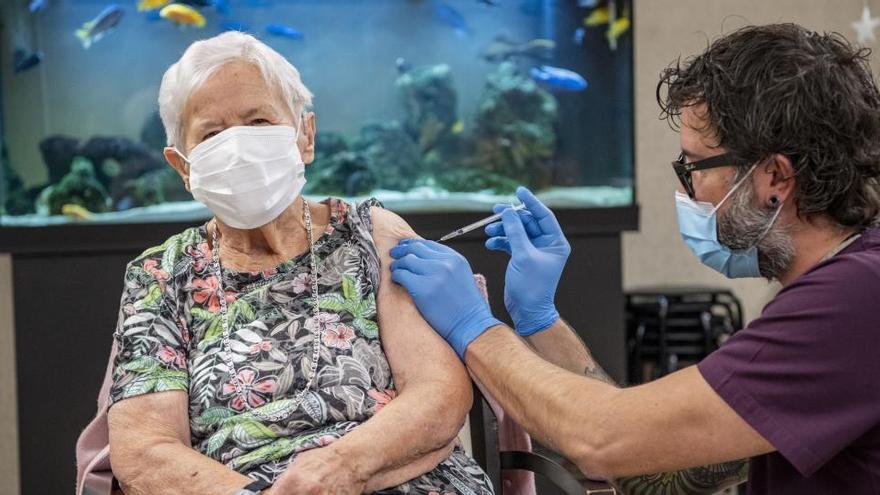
[202,130,219,141]
[250,118,271,125]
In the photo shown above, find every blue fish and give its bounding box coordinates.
[530,65,588,91]
[478,0,500,5]
[433,2,470,36]
[213,0,230,14]
[265,23,304,40]
[75,4,124,49]
[29,0,48,13]
[573,27,585,45]
[116,197,133,211]
[396,57,412,74]
[180,0,214,6]
[220,21,249,32]
[13,49,43,74]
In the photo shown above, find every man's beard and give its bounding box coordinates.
[717,179,794,280]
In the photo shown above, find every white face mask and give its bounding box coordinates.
[174,124,307,229]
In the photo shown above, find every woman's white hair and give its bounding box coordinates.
[158,31,313,148]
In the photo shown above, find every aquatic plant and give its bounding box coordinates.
[353,121,422,192]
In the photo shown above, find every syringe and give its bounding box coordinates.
[438,203,527,242]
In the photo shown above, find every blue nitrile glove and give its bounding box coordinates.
[389,239,502,359]
[484,186,570,336]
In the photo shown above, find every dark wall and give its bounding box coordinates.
[12,251,132,495]
[3,207,634,494]
[454,232,626,381]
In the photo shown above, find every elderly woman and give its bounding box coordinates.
[106,32,493,495]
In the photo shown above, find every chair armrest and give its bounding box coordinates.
[500,450,617,495]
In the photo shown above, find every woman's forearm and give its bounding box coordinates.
[363,441,456,493]
[109,395,254,495]
[113,439,254,495]
[328,380,469,484]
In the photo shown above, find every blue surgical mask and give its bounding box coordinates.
[674,164,783,278]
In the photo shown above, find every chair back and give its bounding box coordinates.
[75,342,116,495]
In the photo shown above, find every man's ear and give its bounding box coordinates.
[757,153,796,206]
[163,147,191,192]
[300,112,316,165]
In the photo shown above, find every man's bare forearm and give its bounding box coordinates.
[466,324,619,478]
[527,320,747,494]
[525,319,616,383]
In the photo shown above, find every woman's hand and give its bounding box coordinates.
[272,446,367,495]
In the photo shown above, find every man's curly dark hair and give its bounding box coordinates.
[657,23,880,228]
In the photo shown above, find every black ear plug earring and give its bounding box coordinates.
[769,195,781,207]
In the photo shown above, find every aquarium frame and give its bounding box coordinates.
[0,205,637,254]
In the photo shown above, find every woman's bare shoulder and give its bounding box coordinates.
[368,205,419,245]
[370,206,420,244]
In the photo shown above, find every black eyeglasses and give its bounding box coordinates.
[672,152,737,199]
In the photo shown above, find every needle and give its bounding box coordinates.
[438,203,527,242]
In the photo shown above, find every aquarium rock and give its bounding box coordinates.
[1,143,39,215]
[354,121,422,191]
[472,61,558,188]
[80,136,165,190]
[395,64,458,152]
[434,167,520,194]
[314,131,350,159]
[45,156,111,215]
[39,135,81,185]
[305,150,377,197]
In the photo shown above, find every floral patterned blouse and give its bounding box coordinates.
[109,198,494,493]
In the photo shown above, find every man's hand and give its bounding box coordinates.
[485,186,570,336]
[389,239,502,358]
[271,446,366,495]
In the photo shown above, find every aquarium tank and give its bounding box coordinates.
[0,0,633,226]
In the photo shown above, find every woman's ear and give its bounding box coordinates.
[300,112,316,165]
[757,153,796,207]
[163,147,191,192]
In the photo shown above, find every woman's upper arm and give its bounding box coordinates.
[108,259,192,466]
[369,207,470,392]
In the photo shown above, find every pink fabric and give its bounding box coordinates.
[75,342,116,495]
[473,275,537,495]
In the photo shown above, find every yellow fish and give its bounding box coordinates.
[159,3,206,28]
[606,16,630,50]
[61,204,93,220]
[137,0,170,11]
[452,120,464,135]
[583,7,609,26]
